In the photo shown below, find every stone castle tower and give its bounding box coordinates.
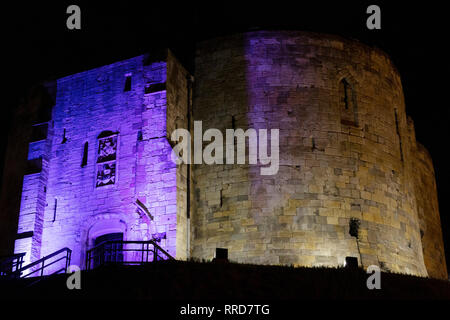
[0,31,447,279]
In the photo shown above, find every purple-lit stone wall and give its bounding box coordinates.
[8,34,446,279]
[14,54,188,270]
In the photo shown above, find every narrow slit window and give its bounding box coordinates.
[62,128,67,144]
[52,198,58,222]
[342,79,350,110]
[81,142,88,167]
[339,78,358,126]
[394,109,404,162]
[124,75,131,92]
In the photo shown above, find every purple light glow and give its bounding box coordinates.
[14,56,179,272]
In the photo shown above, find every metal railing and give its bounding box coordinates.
[0,253,25,277]
[15,248,72,278]
[85,240,173,270]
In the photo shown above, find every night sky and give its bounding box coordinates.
[2,2,449,268]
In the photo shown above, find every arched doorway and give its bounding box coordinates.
[92,232,124,268]
[84,217,127,269]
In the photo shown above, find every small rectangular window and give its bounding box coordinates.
[25,157,43,175]
[30,123,48,142]
[124,76,132,92]
[16,231,34,240]
[339,78,358,126]
[145,82,166,94]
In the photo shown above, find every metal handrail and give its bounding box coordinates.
[0,253,26,277]
[86,240,173,270]
[15,247,72,278]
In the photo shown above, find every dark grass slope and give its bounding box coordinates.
[1,260,449,300]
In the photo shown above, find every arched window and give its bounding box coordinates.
[96,131,118,187]
[339,78,358,126]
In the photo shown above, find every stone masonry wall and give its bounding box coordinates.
[6,34,445,279]
[191,31,432,277]
[413,139,447,279]
[0,83,55,259]
[166,50,191,260]
[13,53,189,269]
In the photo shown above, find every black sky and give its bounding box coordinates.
[2,1,449,267]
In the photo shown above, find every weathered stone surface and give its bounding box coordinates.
[412,136,447,279]
[2,31,446,280]
[9,52,190,269]
[191,31,445,278]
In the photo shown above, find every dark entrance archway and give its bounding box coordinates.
[93,232,123,268]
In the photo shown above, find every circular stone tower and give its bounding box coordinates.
[191,30,446,277]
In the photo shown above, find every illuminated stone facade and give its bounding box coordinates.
[10,51,190,268]
[1,31,446,279]
[191,31,446,279]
